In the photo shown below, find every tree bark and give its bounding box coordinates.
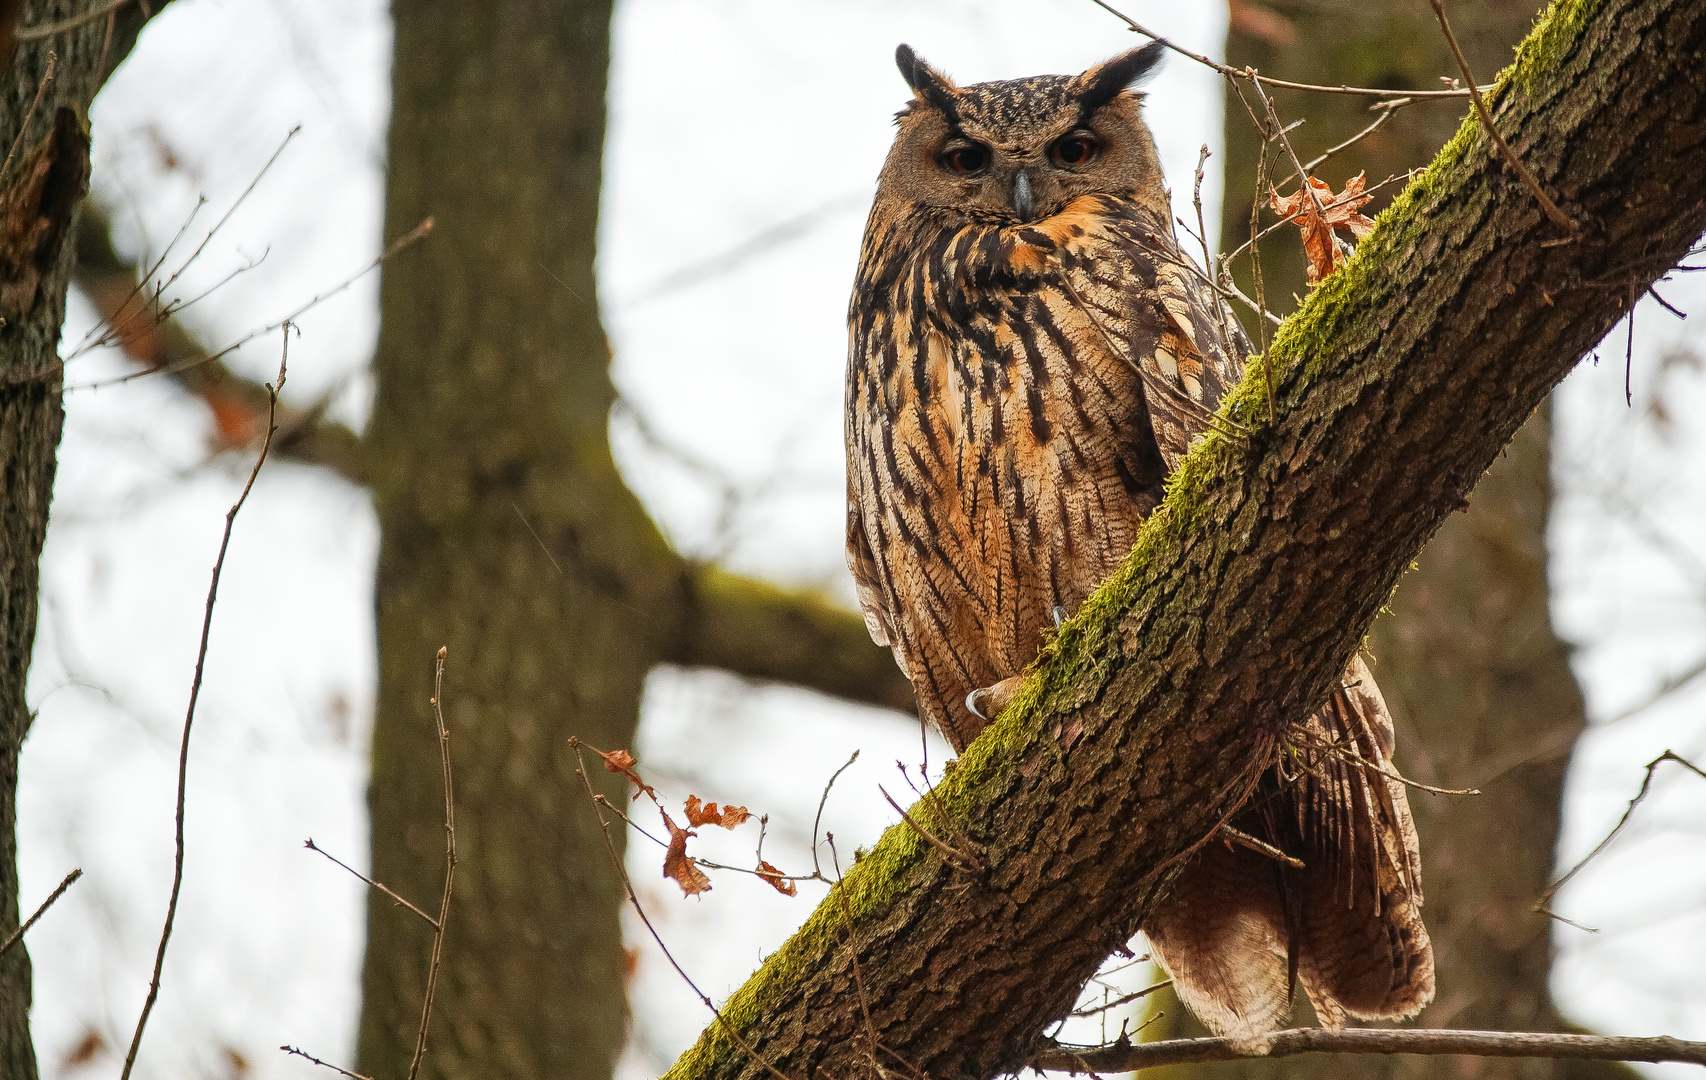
[659,2,1706,1078]
[1144,6,1626,1078]
[0,3,168,1076]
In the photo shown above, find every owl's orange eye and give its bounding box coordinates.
[1050,132,1099,168]
[940,143,990,176]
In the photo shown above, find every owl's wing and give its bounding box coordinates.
[1096,212,1252,471]
[846,492,898,656]
[1145,656,1433,1044]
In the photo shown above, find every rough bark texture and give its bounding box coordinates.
[359,2,659,1075]
[357,3,913,1079]
[0,3,167,1076]
[1144,5,1627,1078]
[660,2,1706,1078]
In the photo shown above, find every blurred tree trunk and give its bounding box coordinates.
[1147,4,1626,1078]
[357,3,910,1079]
[0,3,166,1076]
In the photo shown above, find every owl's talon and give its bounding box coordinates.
[1052,605,1068,628]
[965,676,1024,722]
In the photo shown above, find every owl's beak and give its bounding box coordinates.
[1012,170,1035,222]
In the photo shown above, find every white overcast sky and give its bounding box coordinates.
[16,1,1706,1078]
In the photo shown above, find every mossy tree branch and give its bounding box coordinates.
[661,2,1706,1078]
[668,564,916,714]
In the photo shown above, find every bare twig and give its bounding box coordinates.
[1086,0,1483,102]
[568,740,797,1080]
[1248,70,1328,225]
[878,786,982,873]
[68,129,301,366]
[1624,283,1637,406]
[304,838,438,929]
[60,216,435,392]
[16,0,133,40]
[120,326,291,1080]
[1428,0,1577,234]
[1068,978,1172,1018]
[1216,824,1304,868]
[279,1045,375,1080]
[811,750,859,878]
[1034,1028,1706,1071]
[0,868,81,959]
[1303,106,1399,174]
[826,837,882,1072]
[1537,750,1706,922]
[406,645,458,1080]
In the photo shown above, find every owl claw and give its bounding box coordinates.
[965,676,1025,722]
[1052,605,1067,627]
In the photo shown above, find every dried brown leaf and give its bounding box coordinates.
[660,811,711,897]
[596,747,657,803]
[600,749,637,773]
[755,860,798,897]
[1269,171,1376,285]
[685,795,752,829]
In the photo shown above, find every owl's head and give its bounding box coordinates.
[875,43,1169,226]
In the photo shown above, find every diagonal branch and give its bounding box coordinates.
[668,562,916,715]
[661,2,1706,1078]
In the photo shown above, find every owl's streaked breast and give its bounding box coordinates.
[847,194,1223,743]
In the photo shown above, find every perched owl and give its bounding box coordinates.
[844,44,1434,1043]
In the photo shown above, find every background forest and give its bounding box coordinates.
[8,0,1706,1079]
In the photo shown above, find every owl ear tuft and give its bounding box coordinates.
[1074,41,1166,114]
[895,44,960,120]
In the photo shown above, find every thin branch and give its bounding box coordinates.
[1537,750,1706,921]
[1303,106,1399,174]
[406,646,458,1080]
[811,750,859,879]
[279,1045,375,1080]
[878,786,982,873]
[55,216,435,392]
[1068,979,1172,1018]
[1429,0,1577,234]
[1034,1028,1706,1072]
[1087,0,1482,101]
[16,0,133,40]
[1248,69,1328,224]
[120,326,291,1080]
[568,739,798,1080]
[303,838,438,929]
[1216,824,1303,868]
[0,868,81,959]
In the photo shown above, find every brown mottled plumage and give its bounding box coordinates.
[844,43,1433,1043]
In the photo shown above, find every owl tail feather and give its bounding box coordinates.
[1142,658,1435,1047]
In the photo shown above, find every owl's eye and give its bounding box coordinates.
[1050,132,1100,168]
[940,142,990,177]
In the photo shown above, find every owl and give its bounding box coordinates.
[844,43,1434,1043]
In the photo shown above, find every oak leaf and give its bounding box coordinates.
[600,749,637,772]
[1269,171,1376,285]
[685,795,752,829]
[755,861,798,897]
[597,747,657,802]
[660,811,711,897]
